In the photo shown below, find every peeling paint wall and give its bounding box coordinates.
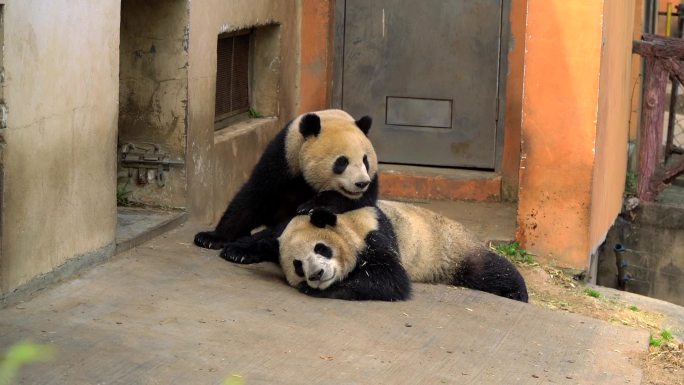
[0,0,119,295]
[118,0,189,208]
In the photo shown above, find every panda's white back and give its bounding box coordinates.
[377,200,482,284]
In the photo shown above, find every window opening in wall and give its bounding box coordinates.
[215,29,251,128]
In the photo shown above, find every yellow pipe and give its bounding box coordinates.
[666,2,674,37]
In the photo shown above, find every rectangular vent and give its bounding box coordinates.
[215,30,250,123]
[386,97,452,129]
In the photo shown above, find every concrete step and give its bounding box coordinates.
[116,206,187,254]
[379,164,501,202]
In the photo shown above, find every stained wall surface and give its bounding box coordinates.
[518,0,635,269]
[186,1,331,223]
[0,0,331,296]
[0,0,120,294]
[118,0,189,208]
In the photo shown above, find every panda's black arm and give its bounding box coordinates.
[298,257,412,301]
[298,233,412,301]
[296,174,379,215]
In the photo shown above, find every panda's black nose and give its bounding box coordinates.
[308,269,324,281]
[355,181,370,189]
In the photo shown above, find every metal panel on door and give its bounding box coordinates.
[340,0,503,169]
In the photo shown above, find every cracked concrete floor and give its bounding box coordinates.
[0,205,648,385]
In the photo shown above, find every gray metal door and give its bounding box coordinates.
[337,0,505,169]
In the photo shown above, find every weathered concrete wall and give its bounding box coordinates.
[0,0,119,295]
[599,203,684,306]
[187,1,328,223]
[118,0,188,208]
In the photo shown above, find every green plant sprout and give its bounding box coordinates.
[0,341,54,385]
[248,108,262,119]
[584,288,601,298]
[117,176,132,206]
[649,329,674,347]
[223,374,245,385]
[493,242,535,265]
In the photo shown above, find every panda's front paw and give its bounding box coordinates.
[194,231,228,250]
[295,200,316,215]
[298,191,354,216]
[219,243,263,264]
[297,282,326,298]
[297,281,313,294]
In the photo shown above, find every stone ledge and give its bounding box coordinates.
[0,243,116,309]
[379,165,501,202]
[214,117,278,143]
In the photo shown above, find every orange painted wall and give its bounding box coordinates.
[298,0,332,114]
[590,0,635,253]
[518,0,636,269]
[629,0,645,142]
[517,1,605,268]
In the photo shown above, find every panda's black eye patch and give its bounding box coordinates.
[314,243,333,259]
[363,155,369,171]
[333,156,349,174]
[293,260,305,277]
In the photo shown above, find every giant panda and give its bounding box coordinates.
[275,200,529,302]
[194,109,378,260]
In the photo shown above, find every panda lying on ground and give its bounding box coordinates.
[193,109,378,261]
[225,200,529,302]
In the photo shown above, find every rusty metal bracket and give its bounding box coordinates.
[118,142,184,187]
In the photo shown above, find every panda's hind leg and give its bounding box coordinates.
[452,250,529,302]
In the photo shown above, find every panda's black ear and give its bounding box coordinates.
[355,116,372,136]
[299,113,321,138]
[310,208,337,228]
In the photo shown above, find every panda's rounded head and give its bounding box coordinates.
[288,110,377,199]
[279,208,373,290]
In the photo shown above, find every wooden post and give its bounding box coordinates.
[636,56,668,201]
[633,35,684,201]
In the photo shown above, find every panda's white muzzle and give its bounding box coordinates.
[302,256,337,289]
[338,165,371,198]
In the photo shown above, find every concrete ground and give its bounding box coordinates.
[116,207,187,254]
[0,202,649,385]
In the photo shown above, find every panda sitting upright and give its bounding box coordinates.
[273,200,529,302]
[194,109,378,260]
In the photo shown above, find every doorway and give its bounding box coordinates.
[117,0,188,252]
[333,0,509,170]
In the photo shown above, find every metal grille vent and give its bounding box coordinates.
[215,31,250,122]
